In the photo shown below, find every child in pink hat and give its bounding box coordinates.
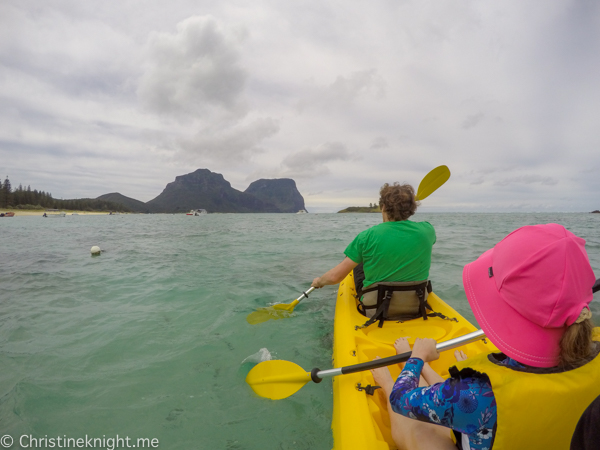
[371,223,600,450]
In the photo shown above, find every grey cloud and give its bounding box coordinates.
[138,16,248,119]
[283,142,351,168]
[0,4,138,99]
[279,142,354,178]
[329,70,385,100]
[462,113,485,130]
[177,117,279,163]
[465,167,550,187]
[536,1,600,85]
[580,166,599,174]
[297,69,385,112]
[370,137,388,150]
[0,95,142,160]
[494,175,559,186]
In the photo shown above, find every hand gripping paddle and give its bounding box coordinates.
[246,165,451,325]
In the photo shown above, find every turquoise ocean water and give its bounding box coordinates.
[1,213,599,449]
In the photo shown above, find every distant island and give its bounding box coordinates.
[592,210,600,214]
[99,169,306,214]
[338,205,381,213]
[1,169,307,214]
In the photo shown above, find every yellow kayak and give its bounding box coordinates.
[331,272,497,449]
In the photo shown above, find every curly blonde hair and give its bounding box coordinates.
[379,183,419,221]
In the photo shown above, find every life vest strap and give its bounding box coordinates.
[355,281,452,329]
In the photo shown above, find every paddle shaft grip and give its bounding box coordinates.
[295,287,315,305]
[314,329,486,380]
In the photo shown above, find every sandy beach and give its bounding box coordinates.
[0,210,125,216]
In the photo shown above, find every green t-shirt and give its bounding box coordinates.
[344,220,436,288]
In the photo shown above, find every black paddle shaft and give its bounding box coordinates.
[594,278,600,294]
[312,329,486,382]
[310,350,416,383]
[341,350,415,375]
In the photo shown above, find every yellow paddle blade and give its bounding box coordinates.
[246,299,300,324]
[246,360,312,400]
[247,287,313,325]
[416,165,451,200]
[271,299,299,311]
[246,307,293,325]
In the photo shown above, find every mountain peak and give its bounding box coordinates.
[124,169,307,213]
[245,178,306,213]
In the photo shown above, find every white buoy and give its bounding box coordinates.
[91,246,101,255]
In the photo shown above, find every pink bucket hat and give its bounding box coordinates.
[463,223,596,368]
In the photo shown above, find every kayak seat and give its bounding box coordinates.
[356,280,432,328]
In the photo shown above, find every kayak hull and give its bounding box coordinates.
[331,272,497,449]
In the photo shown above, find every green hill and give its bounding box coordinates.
[338,206,381,213]
[96,193,151,213]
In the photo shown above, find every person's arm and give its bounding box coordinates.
[311,257,358,288]
[389,339,497,438]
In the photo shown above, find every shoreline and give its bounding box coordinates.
[0,210,127,216]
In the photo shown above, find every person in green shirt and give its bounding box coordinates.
[311,183,436,293]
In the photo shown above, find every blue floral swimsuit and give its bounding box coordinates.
[388,357,524,450]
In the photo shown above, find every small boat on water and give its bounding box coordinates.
[0,212,15,217]
[331,272,496,449]
[296,209,308,214]
[43,209,66,218]
[186,209,207,216]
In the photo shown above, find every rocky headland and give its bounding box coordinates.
[99,169,306,214]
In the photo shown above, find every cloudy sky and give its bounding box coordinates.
[1,0,599,212]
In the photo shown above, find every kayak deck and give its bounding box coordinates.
[332,272,497,450]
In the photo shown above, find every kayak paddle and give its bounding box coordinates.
[245,165,451,325]
[246,287,315,325]
[415,165,451,201]
[246,329,485,400]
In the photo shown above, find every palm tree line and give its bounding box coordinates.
[0,177,130,212]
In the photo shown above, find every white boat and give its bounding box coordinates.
[43,210,66,218]
[186,209,207,216]
[296,209,308,214]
